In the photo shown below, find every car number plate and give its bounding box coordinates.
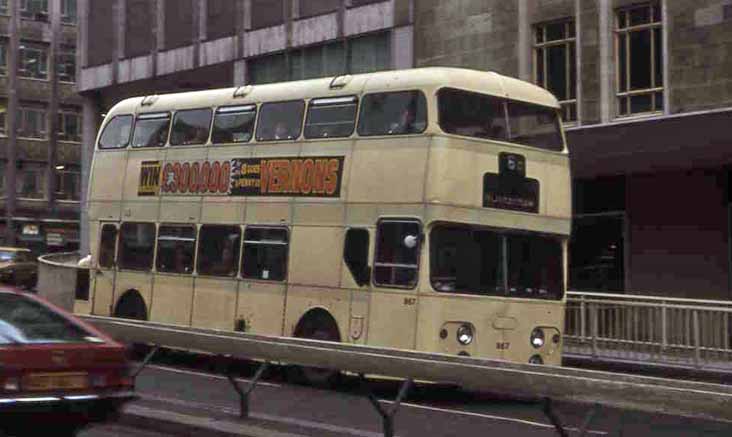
[24,372,88,391]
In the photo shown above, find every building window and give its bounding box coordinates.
[349,32,390,74]
[54,165,80,201]
[20,0,48,20]
[289,41,345,81]
[19,43,48,80]
[0,41,6,76]
[0,0,8,15]
[16,164,45,199]
[534,19,576,123]
[61,0,76,24]
[18,107,46,139]
[0,163,5,191]
[0,109,6,136]
[58,111,81,142]
[248,53,287,85]
[616,2,663,116]
[58,46,75,82]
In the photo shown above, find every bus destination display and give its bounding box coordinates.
[483,153,540,213]
[138,156,345,198]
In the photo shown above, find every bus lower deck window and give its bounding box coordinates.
[373,220,421,288]
[241,227,288,281]
[197,225,242,277]
[118,222,156,271]
[156,225,197,274]
[98,224,117,268]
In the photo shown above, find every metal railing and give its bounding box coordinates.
[82,314,732,436]
[565,291,732,371]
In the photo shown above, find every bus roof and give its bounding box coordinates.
[105,67,560,119]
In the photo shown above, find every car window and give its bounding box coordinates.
[0,293,96,344]
[0,251,17,262]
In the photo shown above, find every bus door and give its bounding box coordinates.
[343,228,372,345]
[366,219,421,350]
[91,222,119,316]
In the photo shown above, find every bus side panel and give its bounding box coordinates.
[190,277,237,330]
[365,289,418,350]
[75,220,100,315]
[415,294,504,359]
[149,275,194,326]
[89,151,127,202]
[237,282,287,336]
[114,271,153,317]
[284,286,351,341]
[348,137,429,203]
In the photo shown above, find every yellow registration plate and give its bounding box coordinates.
[24,372,89,391]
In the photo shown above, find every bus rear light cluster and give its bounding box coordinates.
[456,324,474,345]
[2,377,20,392]
[530,328,545,348]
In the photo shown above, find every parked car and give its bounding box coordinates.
[0,247,38,289]
[0,288,135,436]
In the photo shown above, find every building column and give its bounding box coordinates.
[5,0,20,245]
[79,95,99,255]
[599,0,612,123]
[47,0,61,212]
[517,0,533,82]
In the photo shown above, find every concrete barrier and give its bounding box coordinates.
[37,252,87,312]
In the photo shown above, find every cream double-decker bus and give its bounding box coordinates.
[79,67,570,375]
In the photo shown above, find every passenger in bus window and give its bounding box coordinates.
[274,121,289,140]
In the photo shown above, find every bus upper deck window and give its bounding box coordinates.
[212,105,256,144]
[132,112,171,148]
[506,101,563,152]
[170,109,212,146]
[437,88,508,141]
[304,96,358,139]
[255,101,305,142]
[98,115,133,149]
[357,91,427,137]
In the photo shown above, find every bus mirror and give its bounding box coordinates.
[403,235,418,249]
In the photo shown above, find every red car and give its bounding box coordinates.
[0,288,135,436]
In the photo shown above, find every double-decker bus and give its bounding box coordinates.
[79,67,570,377]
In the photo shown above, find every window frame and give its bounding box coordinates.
[211,104,257,145]
[57,110,82,142]
[372,218,423,290]
[240,225,289,282]
[57,45,76,83]
[169,108,213,146]
[131,112,172,148]
[18,43,49,80]
[0,40,7,76]
[54,165,80,201]
[254,100,305,142]
[117,222,157,272]
[614,1,664,117]
[304,95,359,139]
[155,223,197,275]
[17,107,47,140]
[357,90,428,137]
[98,114,134,150]
[533,18,577,124]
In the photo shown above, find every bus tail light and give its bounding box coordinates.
[3,377,20,392]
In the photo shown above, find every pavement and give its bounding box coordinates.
[77,360,732,437]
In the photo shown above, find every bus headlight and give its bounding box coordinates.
[456,324,474,345]
[530,328,545,348]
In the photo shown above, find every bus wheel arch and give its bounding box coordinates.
[291,307,341,387]
[113,289,148,321]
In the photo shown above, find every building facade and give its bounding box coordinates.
[1,0,81,254]
[78,0,732,299]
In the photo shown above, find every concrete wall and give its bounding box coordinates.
[37,252,83,312]
[206,0,237,41]
[667,0,732,113]
[87,0,114,66]
[126,0,154,58]
[164,0,194,50]
[627,170,730,299]
[414,0,519,77]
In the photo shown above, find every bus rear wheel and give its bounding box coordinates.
[291,311,341,387]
